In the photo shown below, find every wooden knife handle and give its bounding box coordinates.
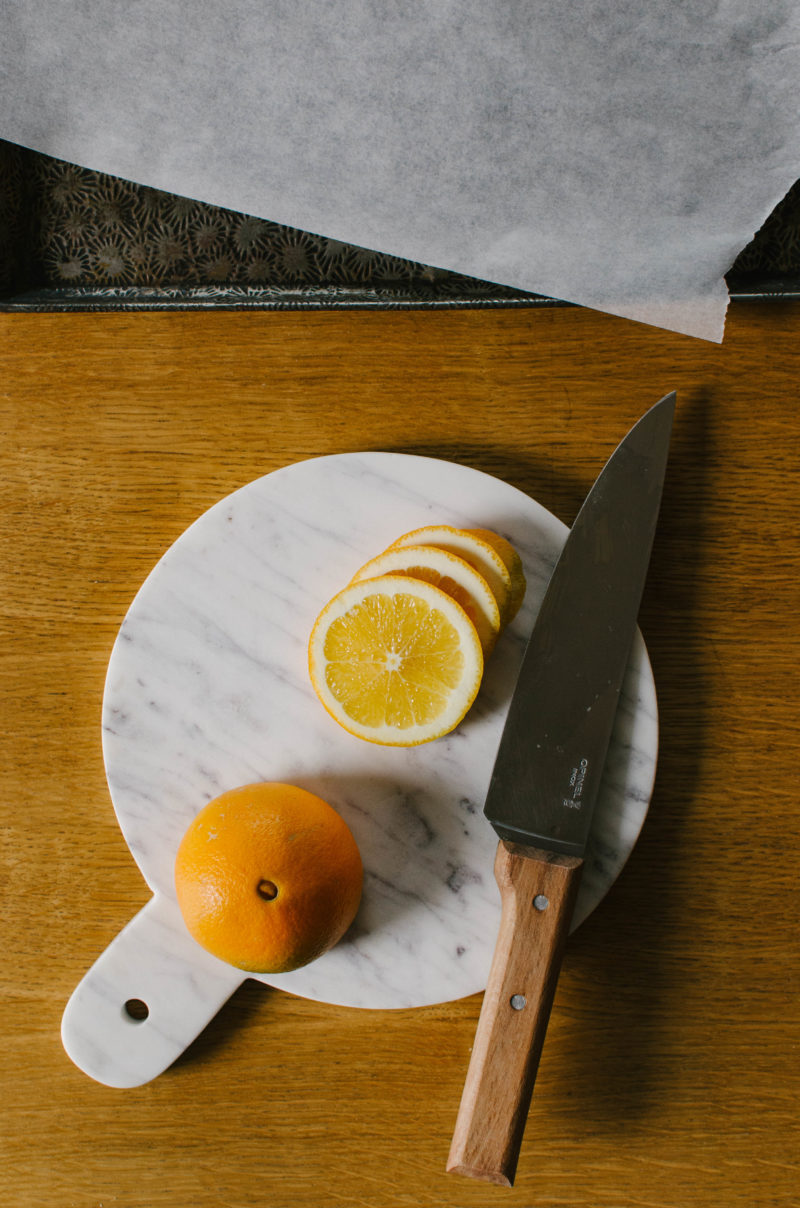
[447,840,584,1186]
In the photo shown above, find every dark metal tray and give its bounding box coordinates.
[2,140,799,312]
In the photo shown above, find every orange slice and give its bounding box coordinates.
[308,575,483,746]
[350,544,500,655]
[388,525,515,623]
[464,528,527,623]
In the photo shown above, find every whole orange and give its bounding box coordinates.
[174,782,363,974]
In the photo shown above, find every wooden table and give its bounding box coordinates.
[2,300,798,1208]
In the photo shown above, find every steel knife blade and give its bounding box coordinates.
[447,392,675,1186]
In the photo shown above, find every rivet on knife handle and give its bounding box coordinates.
[446,841,582,1186]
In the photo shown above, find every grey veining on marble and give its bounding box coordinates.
[62,452,658,1087]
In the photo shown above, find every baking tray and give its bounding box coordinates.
[2,139,799,312]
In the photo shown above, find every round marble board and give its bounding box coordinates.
[62,452,658,1088]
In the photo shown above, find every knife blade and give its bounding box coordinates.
[447,392,675,1186]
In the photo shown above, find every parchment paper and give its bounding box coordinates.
[2,1,799,340]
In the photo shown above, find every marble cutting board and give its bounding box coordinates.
[61,452,659,1088]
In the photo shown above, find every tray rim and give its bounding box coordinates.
[2,277,798,312]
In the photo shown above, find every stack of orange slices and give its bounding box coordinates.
[308,525,525,747]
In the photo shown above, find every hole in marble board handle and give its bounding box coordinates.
[123,998,150,1022]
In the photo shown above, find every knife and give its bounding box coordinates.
[446,392,675,1186]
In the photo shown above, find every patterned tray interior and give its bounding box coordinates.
[2,138,799,307]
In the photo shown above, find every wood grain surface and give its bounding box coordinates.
[2,300,799,1208]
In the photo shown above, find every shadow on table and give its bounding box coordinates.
[169,979,268,1073]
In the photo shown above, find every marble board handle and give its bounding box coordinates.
[447,841,584,1186]
[61,893,244,1088]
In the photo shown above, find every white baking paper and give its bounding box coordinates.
[2,1,799,340]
